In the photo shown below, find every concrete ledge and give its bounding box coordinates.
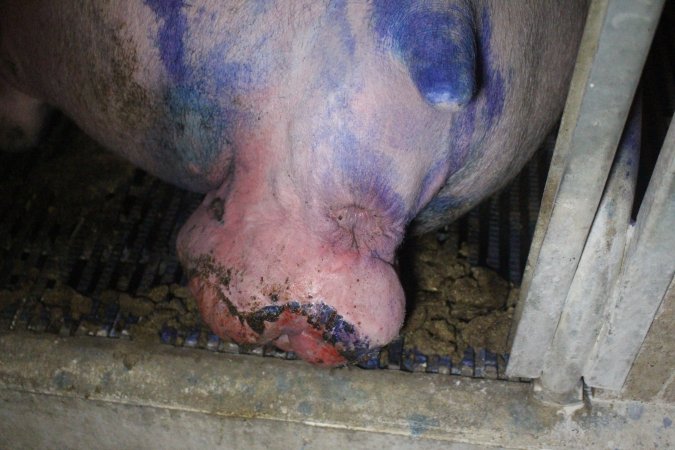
[1,332,672,449]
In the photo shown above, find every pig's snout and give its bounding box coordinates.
[177,185,406,367]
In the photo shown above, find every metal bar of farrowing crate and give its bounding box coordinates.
[506,0,665,379]
[585,113,675,390]
[537,99,641,403]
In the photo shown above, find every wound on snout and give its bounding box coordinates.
[373,1,477,109]
[184,254,378,366]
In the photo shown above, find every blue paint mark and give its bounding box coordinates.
[448,5,504,163]
[275,374,291,392]
[144,0,189,83]
[664,417,672,428]
[373,1,476,107]
[249,0,272,16]
[407,414,440,437]
[484,72,505,127]
[301,303,316,318]
[297,401,313,415]
[479,7,505,129]
[449,102,477,174]
[327,0,356,56]
[201,42,257,94]
[322,126,408,226]
[241,299,376,363]
[316,303,336,325]
[53,371,74,390]
[308,2,357,95]
[330,316,355,342]
[143,0,265,188]
[451,5,505,163]
[415,159,450,211]
[164,85,224,153]
[422,5,507,215]
[627,403,644,420]
[258,305,284,317]
[424,192,465,216]
[322,311,376,362]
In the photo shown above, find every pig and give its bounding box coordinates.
[0,0,588,366]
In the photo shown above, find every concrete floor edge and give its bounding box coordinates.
[0,332,672,449]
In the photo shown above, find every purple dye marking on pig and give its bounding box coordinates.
[249,0,272,16]
[414,159,451,212]
[423,194,464,215]
[329,129,408,225]
[478,7,505,128]
[201,44,257,94]
[370,1,505,218]
[291,302,375,360]
[156,84,235,184]
[308,69,406,231]
[144,1,265,187]
[327,0,356,56]
[313,3,358,96]
[449,6,504,160]
[398,9,475,106]
[448,8,504,171]
[449,104,477,174]
[372,0,476,107]
[425,6,505,213]
[144,0,188,83]
[316,303,335,325]
[484,71,504,128]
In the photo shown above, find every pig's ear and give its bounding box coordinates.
[374,3,476,110]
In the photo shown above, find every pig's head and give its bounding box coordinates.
[174,1,502,366]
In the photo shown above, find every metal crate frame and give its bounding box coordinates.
[506,0,673,404]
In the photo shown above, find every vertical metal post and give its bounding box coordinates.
[506,0,664,380]
[585,114,675,390]
[537,101,640,403]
